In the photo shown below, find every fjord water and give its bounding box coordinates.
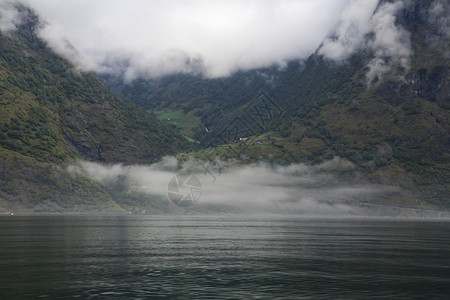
[1,216,449,299]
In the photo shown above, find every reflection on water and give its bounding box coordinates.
[1,215,450,299]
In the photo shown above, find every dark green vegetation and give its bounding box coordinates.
[0,5,189,213]
[104,1,449,210]
[152,109,201,141]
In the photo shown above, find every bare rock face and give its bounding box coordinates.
[63,130,103,162]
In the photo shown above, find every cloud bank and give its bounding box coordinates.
[3,0,440,85]
[69,157,398,215]
[365,1,411,84]
[0,0,21,33]
[21,0,349,80]
[319,0,412,84]
[319,0,379,61]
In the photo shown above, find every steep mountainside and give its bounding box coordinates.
[102,67,280,141]
[0,5,189,213]
[103,0,449,209]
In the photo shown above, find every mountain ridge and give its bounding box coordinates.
[0,4,190,213]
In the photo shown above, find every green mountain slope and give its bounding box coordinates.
[104,0,449,210]
[101,68,277,141]
[0,5,189,213]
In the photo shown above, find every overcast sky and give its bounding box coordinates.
[22,0,351,80]
[1,0,433,82]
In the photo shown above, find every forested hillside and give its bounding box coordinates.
[0,5,189,213]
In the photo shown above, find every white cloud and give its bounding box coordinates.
[319,0,379,61]
[0,0,21,33]
[319,0,412,85]
[22,0,349,80]
[366,1,411,84]
[69,157,398,214]
[37,22,93,71]
[4,0,418,84]
[428,0,449,38]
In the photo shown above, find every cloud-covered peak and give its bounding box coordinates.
[4,0,438,85]
[0,0,21,33]
[318,0,379,61]
[21,0,349,80]
[366,1,411,84]
[319,0,413,85]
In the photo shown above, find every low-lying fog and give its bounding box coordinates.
[68,157,409,215]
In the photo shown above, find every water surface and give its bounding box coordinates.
[1,215,449,299]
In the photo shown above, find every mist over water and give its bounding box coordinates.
[68,157,406,215]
